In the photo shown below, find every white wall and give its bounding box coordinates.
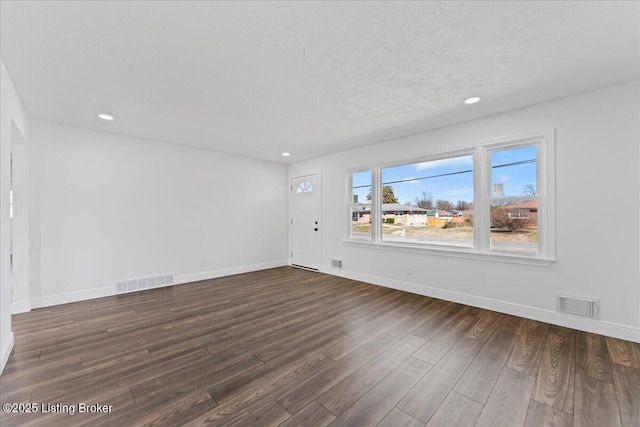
[290,80,640,342]
[1,58,30,373]
[29,121,289,307]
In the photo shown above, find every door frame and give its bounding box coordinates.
[10,121,30,314]
[289,172,322,270]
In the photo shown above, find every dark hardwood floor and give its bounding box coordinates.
[1,266,638,426]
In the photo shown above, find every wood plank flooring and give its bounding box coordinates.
[1,266,638,426]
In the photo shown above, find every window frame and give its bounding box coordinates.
[345,129,555,266]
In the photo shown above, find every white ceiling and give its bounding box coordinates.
[1,1,639,163]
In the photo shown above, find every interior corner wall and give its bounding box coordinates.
[289,80,640,342]
[28,121,289,308]
[1,58,30,374]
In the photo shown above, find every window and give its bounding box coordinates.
[380,154,474,247]
[296,181,313,193]
[489,145,538,254]
[346,130,555,263]
[508,211,531,219]
[349,170,373,241]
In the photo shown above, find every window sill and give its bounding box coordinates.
[342,239,555,267]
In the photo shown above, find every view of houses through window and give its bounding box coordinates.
[351,170,372,241]
[349,141,542,256]
[351,154,475,246]
[378,154,474,247]
[490,145,538,254]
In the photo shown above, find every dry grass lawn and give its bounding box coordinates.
[352,224,537,243]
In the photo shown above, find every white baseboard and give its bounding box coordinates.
[1,332,14,375]
[20,261,637,342]
[321,267,640,343]
[11,300,31,314]
[176,260,289,285]
[26,260,289,310]
[30,286,114,310]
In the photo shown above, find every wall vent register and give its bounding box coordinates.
[557,294,600,319]
[116,274,175,294]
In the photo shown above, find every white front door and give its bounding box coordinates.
[291,174,320,270]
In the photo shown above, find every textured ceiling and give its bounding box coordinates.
[1,1,639,163]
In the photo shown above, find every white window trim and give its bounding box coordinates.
[345,129,556,266]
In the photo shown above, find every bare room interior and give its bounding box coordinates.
[0,1,639,426]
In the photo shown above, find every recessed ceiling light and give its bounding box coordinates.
[98,114,114,121]
[464,97,480,104]
[282,152,291,157]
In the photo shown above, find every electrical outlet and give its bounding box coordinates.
[200,258,206,267]
[407,265,413,275]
